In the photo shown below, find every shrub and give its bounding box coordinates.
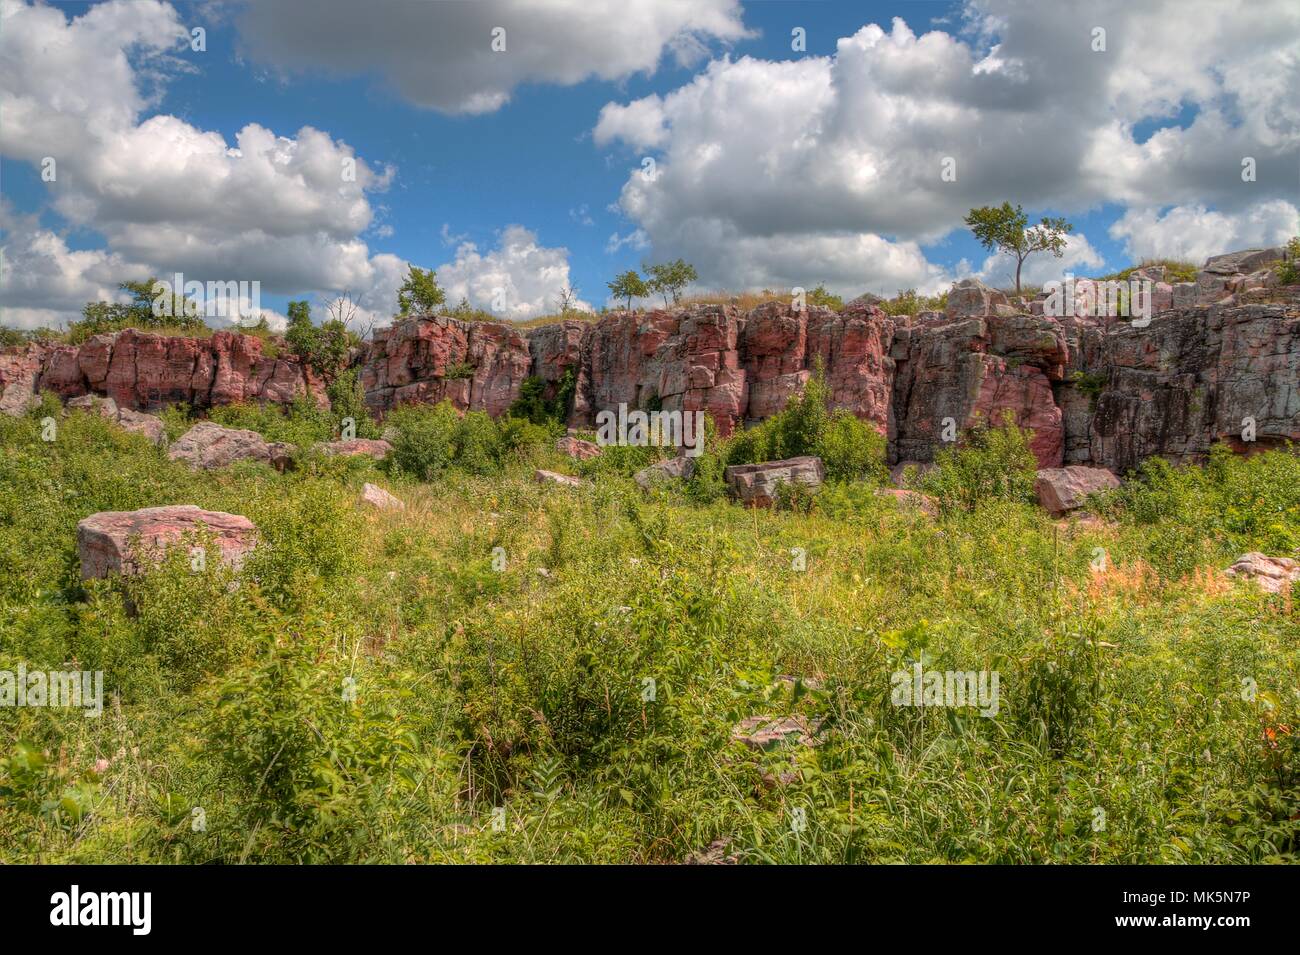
[919,413,1039,513]
[325,369,381,440]
[1274,237,1300,285]
[722,365,886,483]
[386,401,462,480]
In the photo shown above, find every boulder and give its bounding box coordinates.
[731,715,819,751]
[313,438,393,460]
[76,505,256,579]
[168,422,295,471]
[556,435,602,460]
[358,482,404,510]
[724,456,824,508]
[67,394,166,445]
[1224,553,1300,593]
[1203,247,1284,276]
[1034,466,1120,516]
[946,279,1009,320]
[535,469,588,489]
[633,455,695,491]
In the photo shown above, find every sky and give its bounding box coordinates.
[1,0,1298,330]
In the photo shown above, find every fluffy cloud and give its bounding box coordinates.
[596,0,1300,293]
[436,226,591,320]
[235,0,749,114]
[1109,201,1300,265]
[974,232,1106,289]
[0,202,143,330]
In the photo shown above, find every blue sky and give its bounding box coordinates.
[1,0,1296,328]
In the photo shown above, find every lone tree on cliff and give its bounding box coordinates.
[396,265,446,316]
[607,270,649,311]
[644,259,698,306]
[964,203,1073,294]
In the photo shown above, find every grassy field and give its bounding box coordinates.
[1,393,1297,864]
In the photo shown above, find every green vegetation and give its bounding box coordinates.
[644,259,698,307]
[721,365,887,486]
[877,288,949,316]
[397,265,447,317]
[1,389,1297,864]
[68,279,210,344]
[507,369,575,427]
[607,270,650,311]
[965,203,1073,294]
[1275,237,1300,286]
[284,301,353,378]
[1099,259,1200,285]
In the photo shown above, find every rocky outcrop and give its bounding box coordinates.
[1,329,325,416]
[168,422,295,471]
[76,505,256,579]
[724,456,824,507]
[5,247,1295,478]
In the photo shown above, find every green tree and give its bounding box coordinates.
[964,202,1073,294]
[285,300,351,378]
[69,278,208,343]
[396,265,446,316]
[607,270,649,311]
[644,259,698,306]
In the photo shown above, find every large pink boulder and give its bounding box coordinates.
[1034,466,1120,516]
[556,436,601,460]
[77,505,256,579]
[168,422,295,470]
[67,394,166,445]
[724,456,824,507]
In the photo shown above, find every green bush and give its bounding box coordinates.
[722,366,886,484]
[919,413,1039,513]
[325,369,381,440]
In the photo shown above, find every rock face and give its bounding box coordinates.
[1224,553,1300,593]
[168,422,295,471]
[5,246,1295,479]
[3,329,325,416]
[314,438,393,460]
[77,505,256,579]
[724,456,824,507]
[67,394,166,445]
[1034,466,1121,517]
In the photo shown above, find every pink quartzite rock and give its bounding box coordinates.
[1034,466,1120,517]
[314,438,393,460]
[556,436,601,460]
[535,469,588,489]
[76,505,256,579]
[168,422,295,471]
[359,482,404,510]
[633,455,695,491]
[1224,553,1300,593]
[67,394,166,445]
[724,456,824,508]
